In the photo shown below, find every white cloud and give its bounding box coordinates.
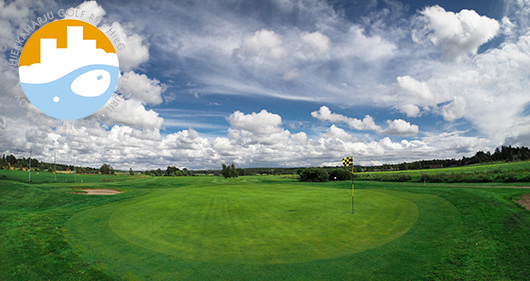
[501,17,516,38]
[99,22,149,71]
[226,110,292,146]
[300,31,330,56]
[397,104,421,117]
[414,5,500,60]
[228,110,283,135]
[0,0,31,47]
[234,29,288,60]
[311,106,419,136]
[118,71,166,105]
[397,75,433,102]
[0,105,497,170]
[311,106,382,132]
[93,96,163,129]
[283,69,300,80]
[322,125,356,142]
[64,0,106,25]
[381,119,419,136]
[336,26,397,62]
[441,96,466,121]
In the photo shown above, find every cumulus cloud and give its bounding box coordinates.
[300,31,330,56]
[397,76,433,102]
[226,110,292,146]
[228,110,283,135]
[118,71,166,105]
[441,96,467,122]
[336,26,397,62]
[234,29,288,60]
[99,22,149,71]
[311,106,419,136]
[63,0,106,25]
[322,125,356,142]
[311,106,382,132]
[414,5,500,60]
[397,104,421,117]
[381,119,419,136]
[93,97,164,129]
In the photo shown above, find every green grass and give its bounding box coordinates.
[1,172,530,280]
[355,161,530,182]
[0,169,139,184]
[71,187,418,264]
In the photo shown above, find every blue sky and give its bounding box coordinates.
[1,0,530,169]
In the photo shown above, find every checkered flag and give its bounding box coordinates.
[342,156,353,167]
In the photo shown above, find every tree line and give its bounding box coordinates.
[2,145,529,177]
[0,154,100,173]
[360,145,530,172]
[144,166,193,177]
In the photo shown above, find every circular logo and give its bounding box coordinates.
[19,19,119,120]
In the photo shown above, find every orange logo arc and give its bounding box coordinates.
[19,19,116,67]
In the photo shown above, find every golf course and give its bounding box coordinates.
[1,169,530,280]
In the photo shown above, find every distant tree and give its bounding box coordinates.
[129,168,134,176]
[231,163,237,177]
[166,166,179,176]
[100,163,112,174]
[221,164,227,177]
[221,163,238,178]
[7,155,17,166]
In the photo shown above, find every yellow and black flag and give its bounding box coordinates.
[342,156,353,167]
[342,156,355,214]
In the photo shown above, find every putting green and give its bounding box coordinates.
[69,185,419,264]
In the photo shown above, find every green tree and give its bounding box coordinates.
[100,163,112,174]
[329,168,351,181]
[299,167,329,182]
[221,163,238,178]
[129,168,134,176]
[166,166,179,176]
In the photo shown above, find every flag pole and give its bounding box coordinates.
[351,157,354,214]
[74,155,76,183]
[54,152,57,183]
[29,149,32,183]
[343,156,354,214]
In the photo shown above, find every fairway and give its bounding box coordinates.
[72,186,418,264]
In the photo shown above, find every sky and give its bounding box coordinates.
[1,0,529,170]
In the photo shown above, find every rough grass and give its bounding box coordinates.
[0,173,529,280]
[354,161,530,183]
[0,169,138,184]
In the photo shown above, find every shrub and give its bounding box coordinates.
[329,168,351,181]
[299,167,329,182]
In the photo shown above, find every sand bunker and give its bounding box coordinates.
[69,189,123,195]
[516,194,530,211]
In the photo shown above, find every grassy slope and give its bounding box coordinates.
[0,169,139,184]
[0,174,529,280]
[354,161,530,182]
